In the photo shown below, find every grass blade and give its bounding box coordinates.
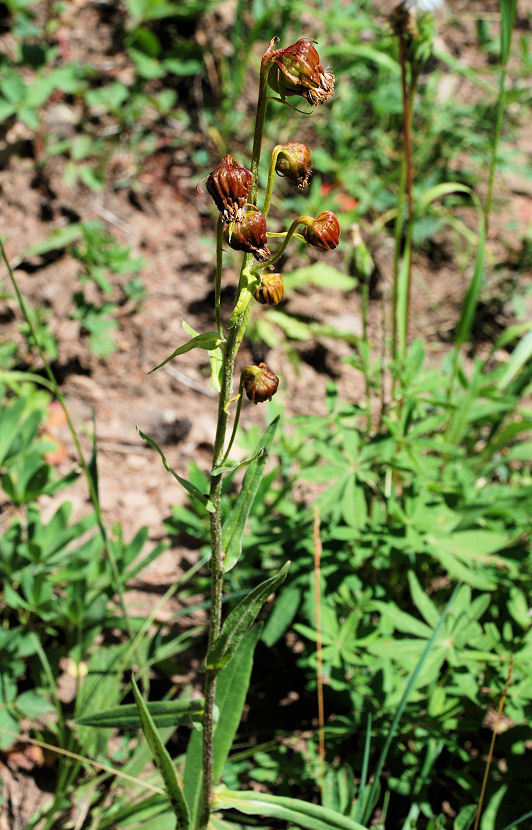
[360,584,461,825]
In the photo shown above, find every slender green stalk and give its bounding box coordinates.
[262,145,282,217]
[215,216,224,337]
[263,217,306,269]
[0,239,135,646]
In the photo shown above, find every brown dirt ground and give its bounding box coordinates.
[0,0,531,824]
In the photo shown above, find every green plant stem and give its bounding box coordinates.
[0,239,135,647]
[262,145,282,217]
[396,31,415,364]
[249,40,276,206]
[221,382,245,467]
[360,274,371,432]
[485,66,508,236]
[215,216,224,337]
[263,217,307,269]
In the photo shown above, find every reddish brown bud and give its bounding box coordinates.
[205,155,253,222]
[241,363,279,404]
[275,143,312,189]
[224,208,271,262]
[254,273,284,306]
[269,39,335,106]
[302,210,340,250]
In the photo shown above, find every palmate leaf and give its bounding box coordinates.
[213,789,369,830]
[76,698,206,729]
[131,676,190,830]
[205,562,290,671]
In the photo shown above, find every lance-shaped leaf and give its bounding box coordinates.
[184,627,262,826]
[76,698,208,729]
[222,416,279,572]
[205,562,290,671]
[149,331,224,374]
[137,427,214,513]
[213,789,368,830]
[131,676,190,830]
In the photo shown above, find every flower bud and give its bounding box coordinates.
[241,363,279,404]
[205,155,253,222]
[224,208,271,262]
[275,143,312,189]
[269,39,335,106]
[254,272,284,306]
[302,210,340,250]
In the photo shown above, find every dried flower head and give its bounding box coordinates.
[268,39,335,106]
[241,363,279,404]
[224,208,271,261]
[254,272,284,306]
[275,143,313,189]
[302,210,340,250]
[204,155,253,222]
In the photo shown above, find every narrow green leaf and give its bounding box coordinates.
[76,699,206,729]
[183,627,262,826]
[500,0,518,64]
[131,676,190,830]
[222,416,279,572]
[213,789,368,830]
[206,563,290,671]
[149,331,224,374]
[137,427,214,512]
[22,223,83,257]
[497,330,532,391]
[211,448,264,476]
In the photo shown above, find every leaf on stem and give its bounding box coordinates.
[222,416,279,571]
[183,627,262,826]
[137,427,215,512]
[149,331,224,374]
[76,698,208,729]
[205,562,290,671]
[131,676,190,830]
[213,789,368,830]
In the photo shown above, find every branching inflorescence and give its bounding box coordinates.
[149,36,338,830]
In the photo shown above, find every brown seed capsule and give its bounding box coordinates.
[205,155,253,223]
[275,143,313,189]
[268,39,335,106]
[241,363,279,404]
[224,208,271,262]
[302,210,340,250]
[254,273,284,306]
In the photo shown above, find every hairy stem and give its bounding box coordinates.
[200,43,275,826]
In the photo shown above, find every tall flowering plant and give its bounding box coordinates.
[104,37,355,830]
